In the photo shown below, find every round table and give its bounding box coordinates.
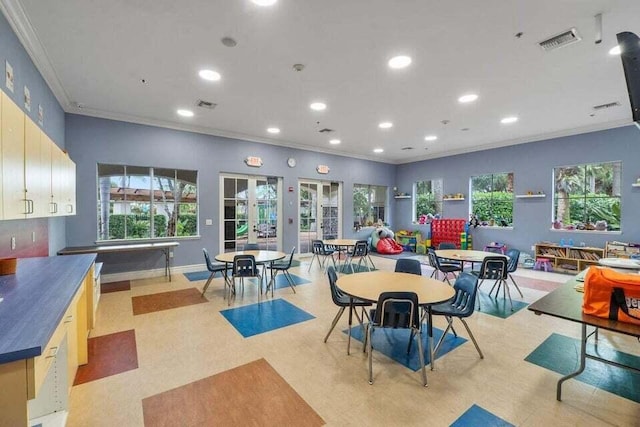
[435,249,508,264]
[337,271,455,369]
[598,257,640,271]
[215,250,287,296]
[323,239,361,271]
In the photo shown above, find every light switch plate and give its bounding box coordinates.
[205,219,213,226]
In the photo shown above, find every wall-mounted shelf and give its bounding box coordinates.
[394,195,411,199]
[443,197,465,201]
[515,194,546,198]
[632,183,640,188]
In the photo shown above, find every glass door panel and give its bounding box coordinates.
[299,180,341,255]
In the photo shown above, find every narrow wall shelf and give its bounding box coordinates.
[632,183,640,188]
[394,195,411,199]
[515,194,546,198]
[443,197,465,201]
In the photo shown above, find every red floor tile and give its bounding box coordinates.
[101,280,131,293]
[132,288,207,316]
[74,330,138,385]
[141,358,324,426]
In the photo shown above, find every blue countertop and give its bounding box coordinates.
[0,254,96,364]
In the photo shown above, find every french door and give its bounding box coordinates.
[298,180,341,254]
[220,174,282,252]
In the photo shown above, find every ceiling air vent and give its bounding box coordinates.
[539,28,581,51]
[318,128,334,133]
[593,101,621,110]
[196,100,217,109]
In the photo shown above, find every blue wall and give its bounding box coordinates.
[0,9,67,254]
[65,114,396,273]
[394,125,640,255]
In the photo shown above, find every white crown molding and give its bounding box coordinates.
[0,0,72,108]
[67,105,392,164]
[397,118,634,164]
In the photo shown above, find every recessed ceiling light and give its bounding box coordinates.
[177,109,194,117]
[609,45,621,55]
[310,102,327,111]
[199,69,221,81]
[267,127,280,134]
[458,93,479,103]
[388,55,412,69]
[378,121,393,129]
[252,0,277,6]
[329,139,341,145]
[373,148,384,153]
[424,135,438,142]
[500,116,518,124]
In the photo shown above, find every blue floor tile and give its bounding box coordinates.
[220,298,315,338]
[271,273,311,289]
[184,271,213,281]
[525,333,640,402]
[345,324,467,371]
[450,404,514,427]
[476,289,528,319]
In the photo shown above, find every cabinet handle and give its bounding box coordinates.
[22,199,29,215]
[49,202,56,214]
[45,346,59,358]
[28,199,34,214]
[67,204,73,213]
[64,315,73,323]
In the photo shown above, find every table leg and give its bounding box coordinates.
[428,306,435,370]
[348,297,354,355]
[557,323,587,401]
[164,249,172,282]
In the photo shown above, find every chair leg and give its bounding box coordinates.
[416,327,427,387]
[432,318,454,358]
[284,270,296,293]
[460,319,484,359]
[307,254,317,272]
[509,273,524,297]
[324,307,345,342]
[368,324,374,385]
[201,272,216,296]
[503,278,514,311]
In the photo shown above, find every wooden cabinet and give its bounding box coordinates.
[25,118,52,218]
[0,89,75,220]
[535,243,604,274]
[1,92,26,220]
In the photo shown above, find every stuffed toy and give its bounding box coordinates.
[469,214,480,228]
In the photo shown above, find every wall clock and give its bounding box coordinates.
[287,157,297,168]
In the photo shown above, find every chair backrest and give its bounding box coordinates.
[506,248,520,273]
[478,256,508,280]
[427,248,442,269]
[395,258,422,275]
[352,240,369,257]
[243,243,259,251]
[233,254,258,277]
[283,246,296,267]
[374,292,420,329]
[203,248,215,271]
[438,242,457,250]
[312,240,324,255]
[450,273,480,317]
[327,266,346,305]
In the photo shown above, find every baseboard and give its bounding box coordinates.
[101,263,206,283]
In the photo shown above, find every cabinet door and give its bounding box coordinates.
[1,92,26,220]
[25,117,52,217]
[51,144,66,216]
[65,158,76,215]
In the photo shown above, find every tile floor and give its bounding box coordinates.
[67,256,640,426]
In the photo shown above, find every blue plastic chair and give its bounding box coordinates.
[427,248,462,284]
[201,248,232,296]
[394,258,422,275]
[268,246,296,296]
[431,272,484,359]
[366,291,427,386]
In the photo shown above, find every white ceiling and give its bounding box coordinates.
[3,0,640,163]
